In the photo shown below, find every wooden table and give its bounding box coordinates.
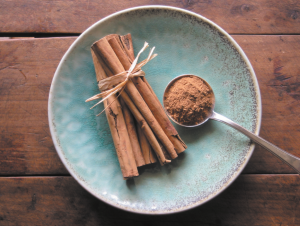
[1,1,300,225]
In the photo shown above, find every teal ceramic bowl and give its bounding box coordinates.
[48,6,261,214]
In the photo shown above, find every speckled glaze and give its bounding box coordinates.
[48,6,261,214]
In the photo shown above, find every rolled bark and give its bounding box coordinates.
[91,50,138,179]
[119,97,145,167]
[91,37,178,159]
[157,142,171,166]
[120,34,135,61]
[120,34,187,154]
[120,91,170,164]
[91,43,168,165]
[136,124,157,165]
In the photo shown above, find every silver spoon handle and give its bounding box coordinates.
[211,111,300,174]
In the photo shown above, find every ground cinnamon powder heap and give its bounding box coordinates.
[164,75,214,126]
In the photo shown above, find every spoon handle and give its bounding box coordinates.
[211,111,300,174]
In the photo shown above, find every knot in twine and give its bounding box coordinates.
[86,42,157,116]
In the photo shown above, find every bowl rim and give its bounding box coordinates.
[48,5,262,215]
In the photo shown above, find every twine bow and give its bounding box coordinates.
[86,42,157,115]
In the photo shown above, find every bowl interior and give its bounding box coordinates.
[49,6,261,214]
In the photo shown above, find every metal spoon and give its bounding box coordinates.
[163,74,300,174]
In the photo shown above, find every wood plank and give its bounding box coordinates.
[0,175,299,225]
[0,36,300,175]
[0,38,74,175]
[0,0,299,34]
[233,35,300,173]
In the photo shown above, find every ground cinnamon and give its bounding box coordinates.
[164,75,214,126]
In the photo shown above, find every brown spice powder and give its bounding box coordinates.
[164,75,214,126]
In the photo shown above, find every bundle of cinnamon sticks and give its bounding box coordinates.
[87,34,187,179]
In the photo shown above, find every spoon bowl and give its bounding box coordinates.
[163,74,215,127]
[163,74,300,174]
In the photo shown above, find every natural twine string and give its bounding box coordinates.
[86,42,157,116]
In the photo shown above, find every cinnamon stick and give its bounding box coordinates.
[91,50,138,179]
[91,44,169,165]
[120,91,170,164]
[120,34,187,154]
[92,37,178,159]
[137,125,157,164]
[120,34,135,61]
[119,97,145,167]
[157,143,171,166]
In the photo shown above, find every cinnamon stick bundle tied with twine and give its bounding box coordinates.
[87,34,187,179]
[90,50,138,179]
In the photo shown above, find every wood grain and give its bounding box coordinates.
[0,0,299,34]
[0,175,299,225]
[233,35,300,173]
[0,38,74,175]
[0,36,299,175]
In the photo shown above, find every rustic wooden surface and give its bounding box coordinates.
[0,175,299,225]
[0,0,300,225]
[0,0,300,34]
[1,36,299,175]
